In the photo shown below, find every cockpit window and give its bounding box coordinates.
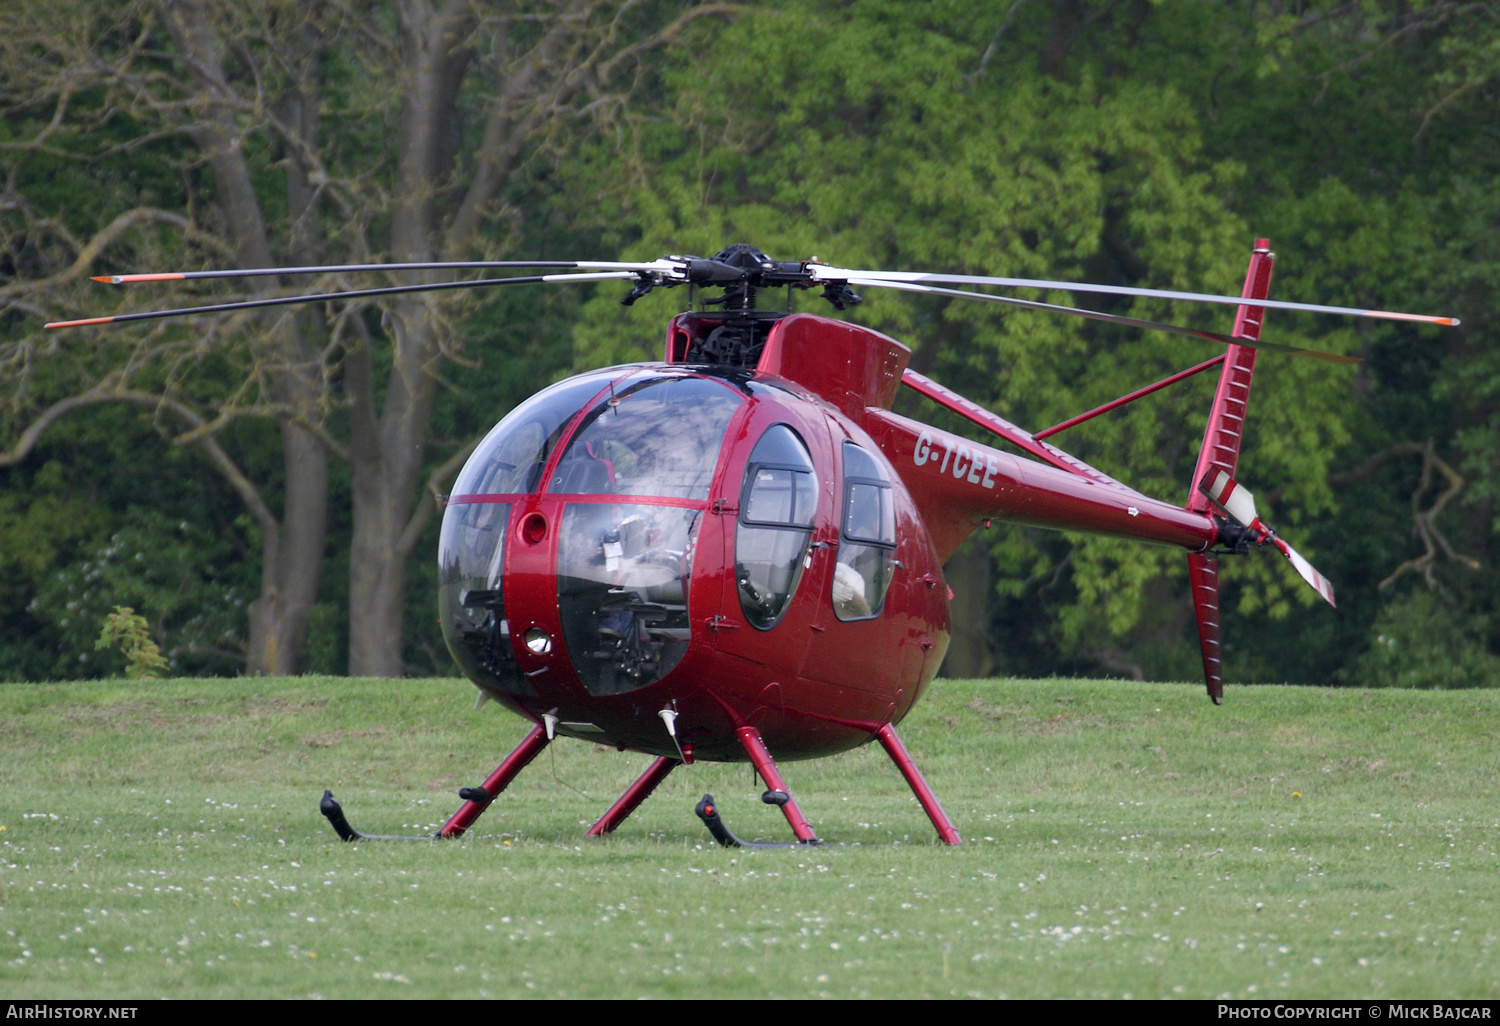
[438,501,534,696]
[549,375,743,500]
[454,370,620,496]
[557,503,700,695]
[833,441,896,621]
[736,424,818,630]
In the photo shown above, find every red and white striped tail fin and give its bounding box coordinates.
[1185,241,1275,702]
[1187,240,1274,516]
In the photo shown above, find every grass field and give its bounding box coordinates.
[1,675,1497,999]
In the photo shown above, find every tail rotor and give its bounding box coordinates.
[1198,468,1336,608]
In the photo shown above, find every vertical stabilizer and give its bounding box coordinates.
[1187,240,1275,703]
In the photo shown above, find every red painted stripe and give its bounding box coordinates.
[448,492,710,510]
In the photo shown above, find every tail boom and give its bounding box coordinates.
[863,408,1218,564]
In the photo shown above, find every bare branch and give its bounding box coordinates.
[395,432,481,564]
[0,377,127,467]
[1327,440,1426,486]
[0,382,278,540]
[1414,79,1481,142]
[0,207,219,303]
[593,3,743,82]
[1329,439,1481,590]
[968,1,1035,86]
[446,2,742,252]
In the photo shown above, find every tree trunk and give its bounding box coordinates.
[344,1,472,677]
[342,0,735,676]
[942,532,996,679]
[248,422,329,674]
[161,0,330,676]
[346,302,440,676]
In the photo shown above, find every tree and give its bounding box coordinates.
[1,0,738,677]
[566,0,1350,676]
[5,0,1492,687]
[1168,0,1500,685]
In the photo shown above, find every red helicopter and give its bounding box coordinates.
[53,240,1457,847]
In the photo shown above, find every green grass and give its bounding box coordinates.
[2,676,1498,999]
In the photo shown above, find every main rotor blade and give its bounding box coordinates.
[46,272,636,329]
[93,260,677,285]
[820,265,1459,328]
[846,278,1361,364]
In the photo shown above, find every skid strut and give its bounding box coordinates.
[319,722,551,841]
[875,723,961,844]
[587,756,680,837]
[438,724,551,838]
[737,726,819,843]
[694,727,821,848]
[694,724,961,848]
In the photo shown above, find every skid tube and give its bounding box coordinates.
[319,723,551,842]
[695,792,821,848]
[319,791,437,842]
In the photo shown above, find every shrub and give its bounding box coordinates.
[95,606,169,680]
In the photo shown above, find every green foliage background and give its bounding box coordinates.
[2,0,1497,688]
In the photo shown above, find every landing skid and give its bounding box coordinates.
[695,792,820,848]
[317,720,959,847]
[319,790,436,841]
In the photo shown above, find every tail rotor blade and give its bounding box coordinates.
[1199,470,1336,608]
[1197,469,1261,530]
[1273,538,1337,608]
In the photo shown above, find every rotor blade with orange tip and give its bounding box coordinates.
[47,272,638,329]
[90,259,674,286]
[817,264,1460,328]
[846,278,1362,364]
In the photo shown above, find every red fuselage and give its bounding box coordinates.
[438,312,1218,764]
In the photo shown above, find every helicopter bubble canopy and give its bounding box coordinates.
[450,368,625,498]
[548,372,744,500]
[440,368,746,700]
[438,370,622,700]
